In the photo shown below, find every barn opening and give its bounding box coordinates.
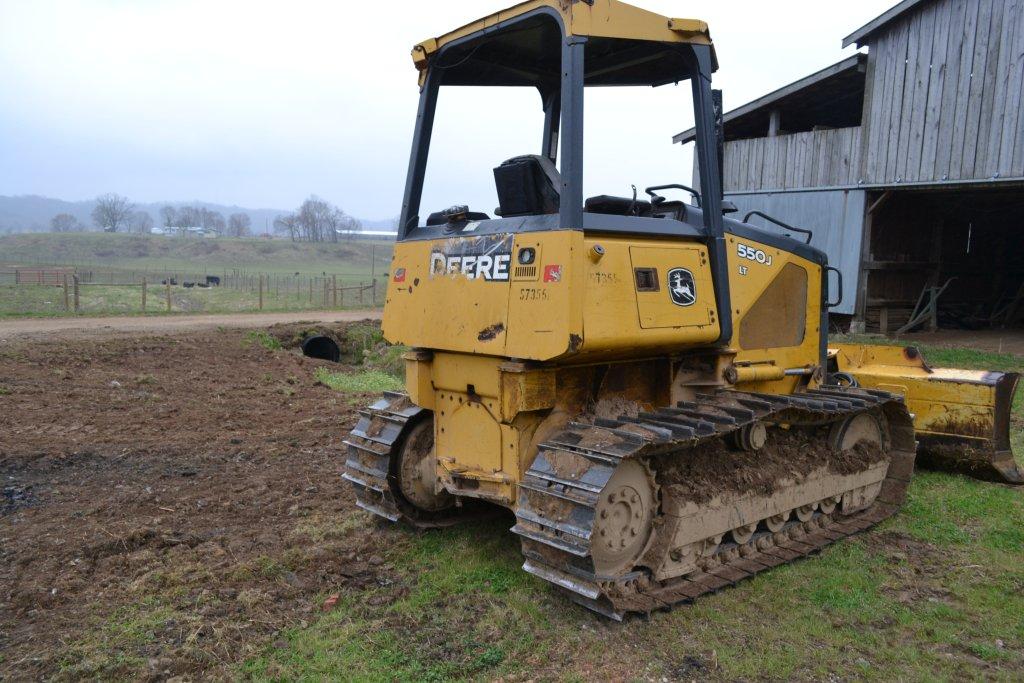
[861,186,1024,334]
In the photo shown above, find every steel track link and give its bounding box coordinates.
[511,387,917,620]
[342,391,465,529]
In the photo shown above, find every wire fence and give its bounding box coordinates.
[0,266,384,317]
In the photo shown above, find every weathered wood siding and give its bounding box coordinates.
[724,190,867,315]
[859,0,1024,183]
[698,127,863,192]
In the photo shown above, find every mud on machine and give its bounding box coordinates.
[343,0,1021,619]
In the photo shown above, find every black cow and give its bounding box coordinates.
[205,275,221,286]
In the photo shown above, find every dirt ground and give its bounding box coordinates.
[0,322,389,680]
[0,309,382,342]
[2,320,1022,681]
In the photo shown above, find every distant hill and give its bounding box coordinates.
[0,195,395,234]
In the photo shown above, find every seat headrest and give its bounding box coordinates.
[493,155,561,218]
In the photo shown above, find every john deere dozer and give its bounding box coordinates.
[344,0,1021,619]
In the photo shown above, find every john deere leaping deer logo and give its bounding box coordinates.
[667,268,696,307]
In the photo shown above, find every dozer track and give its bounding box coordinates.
[511,387,917,620]
[342,391,421,523]
[343,391,465,529]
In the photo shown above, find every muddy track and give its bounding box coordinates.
[512,389,914,618]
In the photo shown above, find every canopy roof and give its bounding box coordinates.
[410,0,715,87]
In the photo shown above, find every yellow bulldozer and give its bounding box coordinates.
[344,0,1020,619]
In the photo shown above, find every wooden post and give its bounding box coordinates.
[63,275,70,311]
[332,275,337,307]
[372,278,377,305]
[142,278,147,312]
[360,281,365,305]
[323,278,328,307]
[73,275,80,312]
[308,277,313,303]
[166,279,172,312]
[258,274,264,310]
[879,308,889,336]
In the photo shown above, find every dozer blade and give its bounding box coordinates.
[830,344,1022,484]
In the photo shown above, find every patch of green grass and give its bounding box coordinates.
[241,517,551,682]
[58,598,188,679]
[240,472,1024,681]
[0,232,391,317]
[901,471,1024,551]
[245,330,282,351]
[0,232,392,276]
[314,367,403,394]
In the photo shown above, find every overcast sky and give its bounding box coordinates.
[0,0,896,220]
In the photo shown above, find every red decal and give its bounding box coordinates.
[543,265,562,283]
[393,268,406,283]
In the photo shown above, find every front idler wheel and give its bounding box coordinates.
[393,417,454,515]
[590,460,658,577]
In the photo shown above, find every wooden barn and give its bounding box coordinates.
[675,0,1024,334]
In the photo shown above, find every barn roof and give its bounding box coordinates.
[672,54,866,145]
[842,0,935,48]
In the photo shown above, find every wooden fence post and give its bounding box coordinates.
[73,275,80,312]
[258,274,264,311]
[323,278,328,307]
[166,279,172,312]
[359,281,365,305]
[371,278,377,305]
[142,278,147,312]
[309,277,313,304]
[63,275,70,311]
[332,275,338,307]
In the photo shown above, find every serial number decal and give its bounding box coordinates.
[429,234,512,281]
[519,287,549,301]
[589,272,620,284]
[737,243,774,267]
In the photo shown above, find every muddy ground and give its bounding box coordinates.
[0,322,390,680]
[2,322,1022,681]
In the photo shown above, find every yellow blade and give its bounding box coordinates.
[830,344,1022,484]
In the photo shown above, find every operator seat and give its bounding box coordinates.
[493,155,561,217]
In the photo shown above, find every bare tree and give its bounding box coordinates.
[50,213,82,233]
[159,206,177,229]
[273,214,299,241]
[327,208,360,240]
[288,196,358,242]
[199,208,225,234]
[130,211,154,234]
[91,193,134,232]
[227,213,252,237]
[176,206,199,234]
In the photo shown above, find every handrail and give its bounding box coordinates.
[742,210,813,244]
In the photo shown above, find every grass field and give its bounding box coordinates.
[0,279,381,318]
[0,232,392,317]
[0,232,393,276]
[233,341,1024,681]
